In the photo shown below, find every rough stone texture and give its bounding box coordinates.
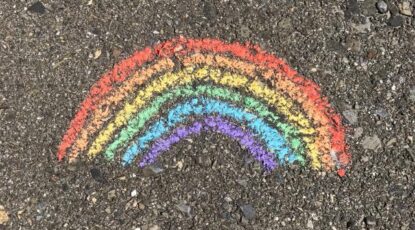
[240,204,256,220]
[376,1,388,14]
[361,135,382,151]
[342,109,358,124]
[0,0,414,229]
[0,206,9,225]
[399,1,413,16]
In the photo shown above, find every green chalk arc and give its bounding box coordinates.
[104,84,308,163]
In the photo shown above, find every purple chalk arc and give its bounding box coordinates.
[139,116,278,170]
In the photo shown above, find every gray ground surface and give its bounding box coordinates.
[1,0,414,229]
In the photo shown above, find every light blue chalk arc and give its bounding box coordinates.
[122,97,300,165]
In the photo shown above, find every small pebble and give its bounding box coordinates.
[94,49,102,59]
[107,190,116,200]
[131,189,138,197]
[278,18,292,29]
[149,165,164,174]
[222,202,233,213]
[125,200,137,210]
[176,202,191,217]
[176,160,184,171]
[149,225,161,230]
[351,18,371,33]
[361,156,369,162]
[399,1,413,16]
[240,204,256,220]
[197,154,213,168]
[342,110,358,124]
[236,178,248,187]
[112,48,122,58]
[376,1,388,14]
[239,25,251,38]
[364,216,376,226]
[386,138,397,147]
[361,135,382,150]
[353,127,364,139]
[307,219,314,229]
[143,165,165,176]
[374,108,388,118]
[366,49,378,59]
[0,206,9,225]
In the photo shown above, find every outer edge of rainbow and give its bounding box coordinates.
[57,36,350,173]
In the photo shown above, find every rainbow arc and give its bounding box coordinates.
[57,37,350,175]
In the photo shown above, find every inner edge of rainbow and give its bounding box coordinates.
[141,116,280,171]
[122,97,299,166]
[58,37,350,174]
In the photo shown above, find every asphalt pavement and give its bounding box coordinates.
[0,0,414,229]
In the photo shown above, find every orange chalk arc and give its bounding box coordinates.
[57,37,350,175]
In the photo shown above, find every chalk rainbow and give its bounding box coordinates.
[57,37,350,175]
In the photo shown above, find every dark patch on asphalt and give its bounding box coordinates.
[27,1,46,14]
[345,0,360,20]
[90,168,107,184]
[0,0,414,229]
[388,15,404,27]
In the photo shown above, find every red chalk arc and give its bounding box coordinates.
[57,37,350,174]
